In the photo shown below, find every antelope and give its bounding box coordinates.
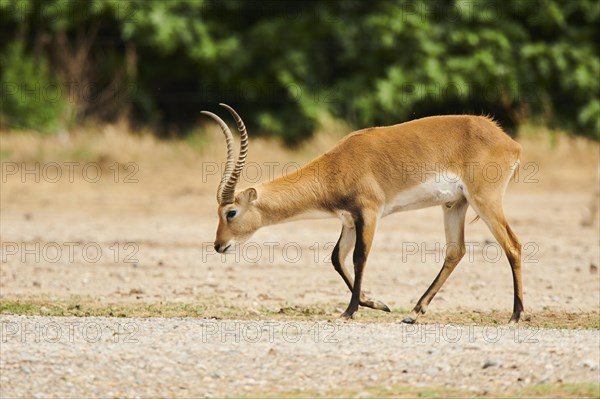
[203,104,524,324]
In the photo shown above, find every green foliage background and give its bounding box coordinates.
[1,0,598,142]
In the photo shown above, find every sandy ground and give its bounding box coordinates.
[0,130,599,397]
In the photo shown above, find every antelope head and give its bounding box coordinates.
[202,104,261,253]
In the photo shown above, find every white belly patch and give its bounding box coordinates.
[383,175,465,216]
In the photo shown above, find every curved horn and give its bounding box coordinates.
[218,103,248,204]
[200,110,236,204]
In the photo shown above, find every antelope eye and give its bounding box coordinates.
[226,210,237,220]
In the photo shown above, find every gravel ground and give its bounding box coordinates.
[1,315,598,398]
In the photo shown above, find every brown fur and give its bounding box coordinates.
[213,115,524,323]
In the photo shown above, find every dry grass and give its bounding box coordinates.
[1,296,598,329]
[0,117,346,167]
[516,124,599,192]
[0,120,351,202]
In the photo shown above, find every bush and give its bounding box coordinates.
[0,43,66,132]
[0,0,598,140]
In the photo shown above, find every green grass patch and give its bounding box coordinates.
[518,383,600,398]
[0,148,12,160]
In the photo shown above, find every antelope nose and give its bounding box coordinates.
[214,243,221,253]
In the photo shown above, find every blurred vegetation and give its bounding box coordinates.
[0,0,598,143]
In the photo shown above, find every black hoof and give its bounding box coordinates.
[340,311,355,320]
[509,310,527,324]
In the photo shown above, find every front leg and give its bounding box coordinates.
[332,224,390,312]
[341,208,378,319]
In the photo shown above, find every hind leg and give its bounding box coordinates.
[403,198,469,323]
[468,196,523,323]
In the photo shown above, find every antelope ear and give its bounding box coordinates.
[240,188,258,204]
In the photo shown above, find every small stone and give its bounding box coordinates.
[206,279,218,288]
[581,360,598,370]
[590,264,598,274]
[20,366,32,374]
[483,359,498,369]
